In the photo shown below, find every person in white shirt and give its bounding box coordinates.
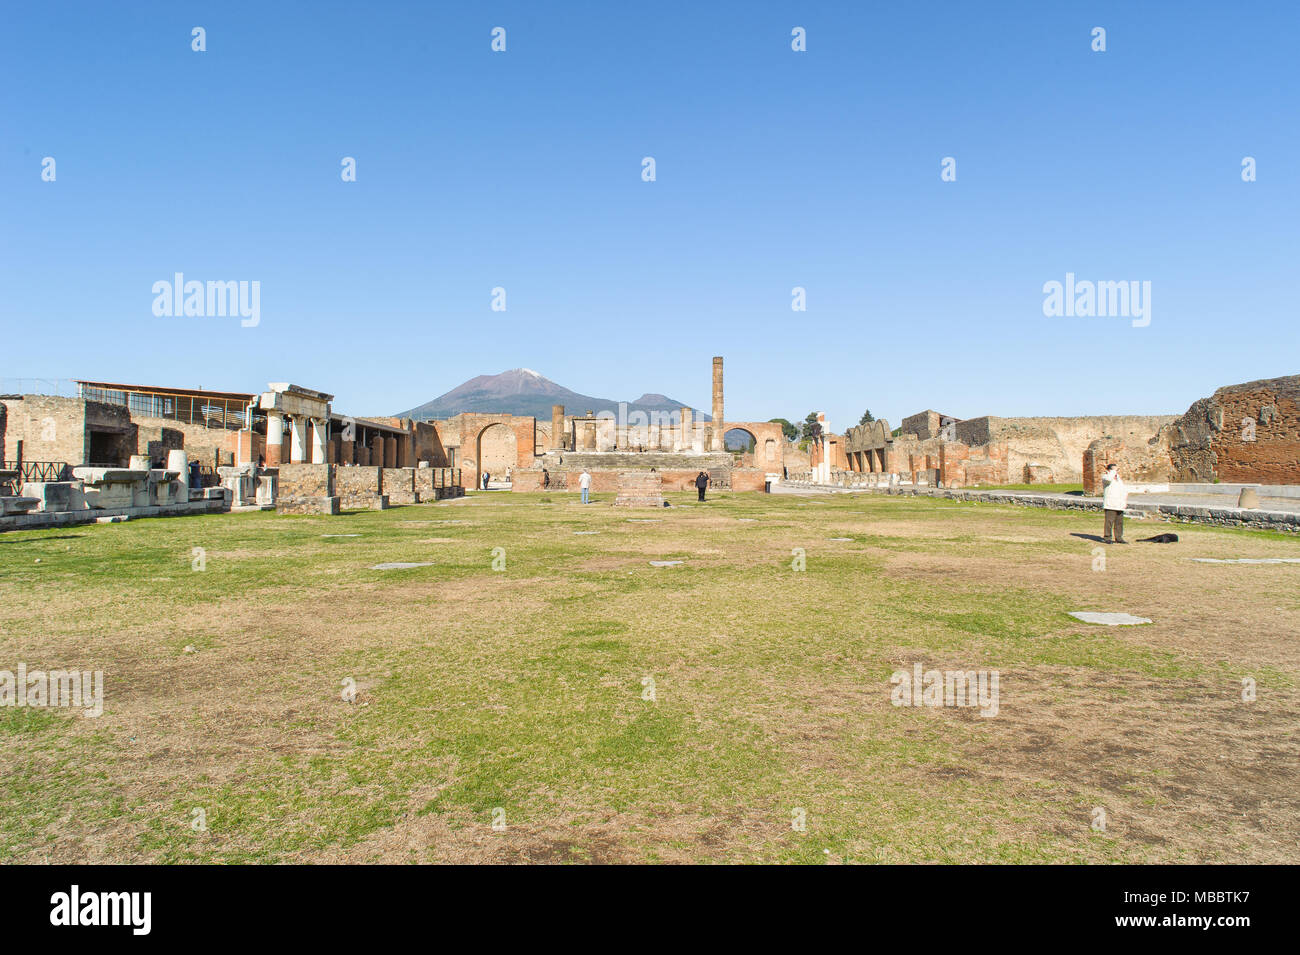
[579,469,591,504]
[1101,463,1129,543]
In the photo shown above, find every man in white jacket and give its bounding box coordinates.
[579,469,591,504]
[1101,463,1129,544]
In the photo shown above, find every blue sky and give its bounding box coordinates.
[2,1,1296,429]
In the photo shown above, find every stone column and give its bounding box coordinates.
[583,417,596,451]
[679,407,693,452]
[711,356,724,451]
[372,435,385,468]
[287,415,307,464]
[310,418,327,464]
[266,412,284,466]
[551,405,565,450]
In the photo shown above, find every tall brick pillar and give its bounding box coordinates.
[266,412,284,466]
[552,404,565,450]
[711,356,724,451]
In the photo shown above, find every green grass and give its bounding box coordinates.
[1,488,1295,863]
[966,483,1086,494]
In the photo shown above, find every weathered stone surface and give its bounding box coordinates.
[276,464,337,514]
[336,466,384,510]
[382,467,417,504]
[1069,612,1152,626]
[20,481,85,513]
[614,471,665,507]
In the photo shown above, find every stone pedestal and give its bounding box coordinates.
[614,471,665,507]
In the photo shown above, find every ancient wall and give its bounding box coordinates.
[129,415,236,468]
[724,421,786,473]
[336,466,384,509]
[514,466,734,494]
[382,467,417,504]
[1082,436,1172,495]
[1164,376,1300,484]
[900,410,958,441]
[276,463,339,514]
[435,413,539,487]
[958,415,1176,484]
[0,396,134,467]
[782,442,810,472]
[938,441,1009,488]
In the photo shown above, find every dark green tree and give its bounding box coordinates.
[768,418,798,441]
[801,412,823,441]
[859,410,875,426]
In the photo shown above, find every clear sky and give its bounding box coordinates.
[2,1,1296,429]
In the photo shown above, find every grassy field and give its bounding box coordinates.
[1,489,1297,864]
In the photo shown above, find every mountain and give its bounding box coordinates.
[397,369,710,421]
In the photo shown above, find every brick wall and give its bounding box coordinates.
[1165,376,1300,484]
[0,395,133,467]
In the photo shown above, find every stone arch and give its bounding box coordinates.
[724,427,758,453]
[475,422,517,487]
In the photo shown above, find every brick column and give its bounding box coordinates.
[266,412,284,466]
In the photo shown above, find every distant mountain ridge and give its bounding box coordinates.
[397,369,709,421]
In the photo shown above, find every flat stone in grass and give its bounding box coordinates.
[371,562,435,570]
[649,560,684,567]
[322,533,361,538]
[1191,557,1300,564]
[573,531,599,535]
[737,518,758,522]
[627,519,661,523]
[1069,611,1152,626]
[828,537,853,542]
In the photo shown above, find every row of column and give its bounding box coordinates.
[265,412,328,466]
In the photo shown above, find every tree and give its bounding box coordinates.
[859,409,875,426]
[801,412,822,442]
[768,418,798,441]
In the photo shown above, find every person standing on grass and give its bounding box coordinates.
[482,470,490,490]
[1102,463,1129,543]
[695,470,709,502]
[579,468,591,504]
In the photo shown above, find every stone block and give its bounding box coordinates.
[20,481,86,513]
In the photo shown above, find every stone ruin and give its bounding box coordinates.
[1083,375,1300,494]
[613,471,666,507]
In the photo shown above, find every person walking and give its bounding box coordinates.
[579,468,591,504]
[695,470,709,502]
[541,467,550,489]
[482,470,490,490]
[1101,463,1129,543]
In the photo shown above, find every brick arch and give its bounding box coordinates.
[475,422,517,486]
[725,421,786,470]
